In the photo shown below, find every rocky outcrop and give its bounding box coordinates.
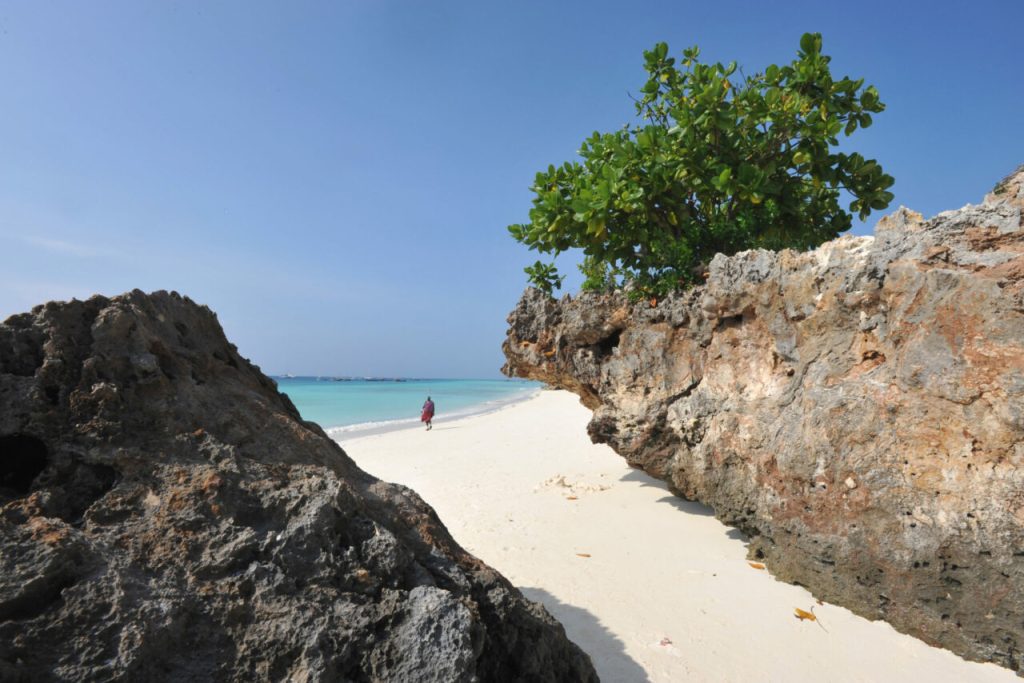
[0,291,597,682]
[503,166,1024,673]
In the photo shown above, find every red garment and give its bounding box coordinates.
[421,401,435,421]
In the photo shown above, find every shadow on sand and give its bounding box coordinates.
[519,586,652,683]
[620,468,715,516]
[620,468,750,542]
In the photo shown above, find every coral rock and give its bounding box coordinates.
[504,165,1024,673]
[1,290,597,682]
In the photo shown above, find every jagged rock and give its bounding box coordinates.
[504,165,1024,673]
[0,291,598,682]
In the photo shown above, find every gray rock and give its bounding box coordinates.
[0,291,597,682]
[504,165,1024,674]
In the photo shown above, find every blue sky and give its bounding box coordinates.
[1,1,1021,378]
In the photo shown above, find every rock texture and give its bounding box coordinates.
[0,291,597,682]
[504,166,1024,673]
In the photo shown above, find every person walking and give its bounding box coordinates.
[421,396,435,431]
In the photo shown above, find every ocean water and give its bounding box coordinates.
[275,377,541,437]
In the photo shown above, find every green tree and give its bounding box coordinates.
[509,33,895,296]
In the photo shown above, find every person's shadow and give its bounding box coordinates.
[520,586,652,682]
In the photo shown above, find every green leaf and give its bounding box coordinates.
[860,87,877,109]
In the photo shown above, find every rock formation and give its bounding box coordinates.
[0,291,598,682]
[504,166,1024,673]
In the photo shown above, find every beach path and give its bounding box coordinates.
[341,390,1016,682]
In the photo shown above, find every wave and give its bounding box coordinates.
[325,387,540,440]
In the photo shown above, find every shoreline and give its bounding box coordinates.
[342,390,1017,682]
[324,387,542,440]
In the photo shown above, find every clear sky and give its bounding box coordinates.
[1,1,1021,378]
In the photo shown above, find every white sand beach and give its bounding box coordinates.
[340,390,1016,682]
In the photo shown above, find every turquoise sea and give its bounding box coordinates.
[275,377,541,437]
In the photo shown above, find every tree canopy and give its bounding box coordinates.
[509,33,895,296]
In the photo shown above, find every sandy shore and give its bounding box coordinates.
[340,390,1015,682]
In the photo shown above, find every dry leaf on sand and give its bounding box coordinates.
[795,606,829,632]
[748,562,766,570]
[576,553,591,558]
